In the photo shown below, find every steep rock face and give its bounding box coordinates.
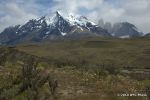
[112,22,142,38]
[0,11,110,44]
[98,19,143,38]
[0,25,20,43]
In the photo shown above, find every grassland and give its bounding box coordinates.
[17,37,150,69]
[0,37,150,100]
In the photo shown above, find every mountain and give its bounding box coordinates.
[112,22,142,38]
[98,19,112,33]
[98,20,143,38]
[0,11,110,45]
[144,33,150,37]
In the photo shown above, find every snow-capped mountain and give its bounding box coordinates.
[0,11,110,44]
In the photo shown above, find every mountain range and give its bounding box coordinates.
[98,19,143,38]
[0,11,144,45]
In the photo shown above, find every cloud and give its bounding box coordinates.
[119,0,150,33]
[51,0,104,14]
[0,1,38,32]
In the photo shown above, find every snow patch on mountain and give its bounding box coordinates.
[66,14,96,27]
[119,35,130,38]
[61,32,67,36]
[45,31,49,35]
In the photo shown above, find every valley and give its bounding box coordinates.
[0,37,150,100]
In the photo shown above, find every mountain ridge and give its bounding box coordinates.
[98,19,143,38]
[0,11,110,44]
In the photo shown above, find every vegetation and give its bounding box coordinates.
[0,37,150,100]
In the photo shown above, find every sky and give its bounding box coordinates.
[0,0,150,33]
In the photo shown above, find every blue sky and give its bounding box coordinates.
[0,0,150,33]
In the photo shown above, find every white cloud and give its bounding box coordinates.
[0,2,38,32]
[52,0,104,14]
[119,0,150,33]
